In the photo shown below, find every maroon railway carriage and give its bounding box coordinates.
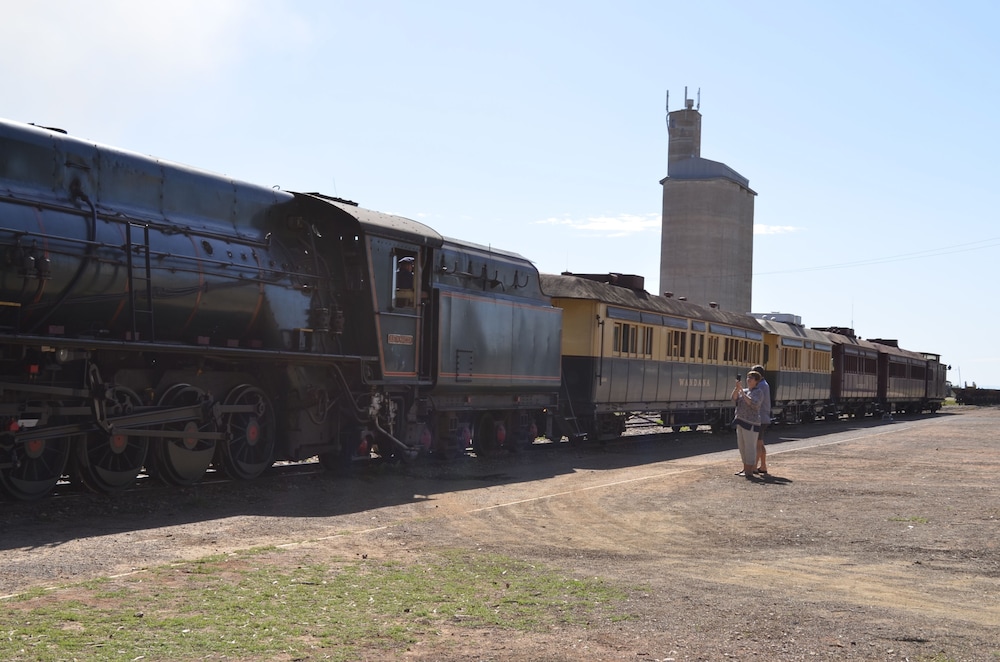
[869,338,945,415]
[813,327,881,418]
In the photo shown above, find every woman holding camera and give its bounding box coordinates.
[731,370,764,479]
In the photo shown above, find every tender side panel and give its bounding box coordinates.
[435,288,561,393]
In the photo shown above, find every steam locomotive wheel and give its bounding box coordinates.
[0,408,73,501]
[472,412,510,457]
[148,385,217,486]
[72,386,148,493]
[216,384,275,480]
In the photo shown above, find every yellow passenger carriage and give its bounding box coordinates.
[541,273,763,440]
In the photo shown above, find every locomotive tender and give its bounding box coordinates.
[0,118,946,501]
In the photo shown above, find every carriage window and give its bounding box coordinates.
[781,347,801,369]
[666,330,686,358]
[707,336,719,361]
[688,333,704,360]
[613,323,646,356]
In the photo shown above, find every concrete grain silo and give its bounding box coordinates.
[659,90,756,313]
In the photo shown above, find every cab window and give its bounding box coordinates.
[393,252,417,307]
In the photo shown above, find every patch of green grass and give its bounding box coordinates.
[0,547,628,661]
[889,516,929,524]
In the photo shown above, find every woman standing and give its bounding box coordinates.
[752,364,771,475]
[731,370,764,479]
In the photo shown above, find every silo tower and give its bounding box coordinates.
[658,89,756,313]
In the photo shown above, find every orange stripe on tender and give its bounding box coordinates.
[437,372,561,382]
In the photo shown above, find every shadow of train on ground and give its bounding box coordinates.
[0,411,959,553]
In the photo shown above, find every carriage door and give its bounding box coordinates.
[375,244,422,380]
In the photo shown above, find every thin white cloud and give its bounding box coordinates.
[535,213,660,237]
[754,225,798,235]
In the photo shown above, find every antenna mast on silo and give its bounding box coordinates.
[666,86,703,165]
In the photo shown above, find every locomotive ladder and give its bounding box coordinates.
[125,222,155,341]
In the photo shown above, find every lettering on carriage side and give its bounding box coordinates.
[387,334,414,345]
[679,378,711,387]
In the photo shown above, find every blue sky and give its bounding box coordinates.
[3,1,998,387]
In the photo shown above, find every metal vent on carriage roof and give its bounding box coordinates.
[565,272,645,291]
[813,326,855,338]
[751,312,803,326]
[613,274,645,290]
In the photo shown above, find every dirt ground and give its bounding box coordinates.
[1,406,999,661]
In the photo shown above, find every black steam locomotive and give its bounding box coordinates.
[0,119,947,501]
[0,119,559,500]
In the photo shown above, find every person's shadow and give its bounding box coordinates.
[750,472,792,485]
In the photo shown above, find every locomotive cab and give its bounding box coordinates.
[292,192,441,385]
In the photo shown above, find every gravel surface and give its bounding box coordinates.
[1,406,998,660]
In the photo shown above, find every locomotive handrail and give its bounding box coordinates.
[0,226,298,283]
[0,332,380,365]
[510,270,530,289]
[0,193,272,249]
[596,314,605,384]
